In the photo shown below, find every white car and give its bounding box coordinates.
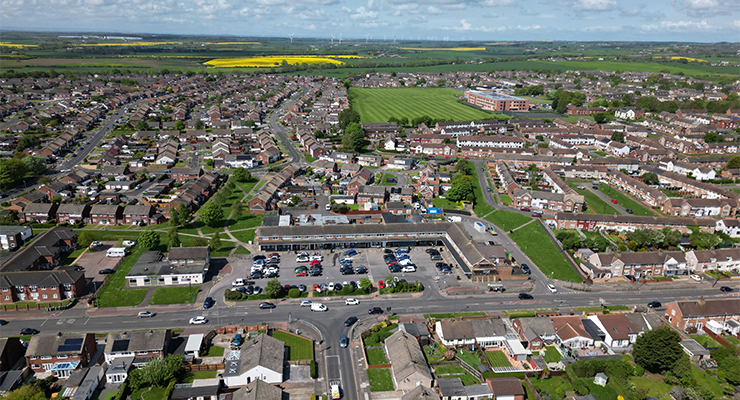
[345,298,360,305]
[251,265,263,272]
[327,282,335,291]
[189,316,208,325]
[232,278,245,287]
[402,265,417,273]
[300,300,313,307]
[122,240,136,247]
[310,254,323,262]
[296,256,309,263]
[266,267,279,275]
[398,258,414,266]
[311,303,328,312]
[547,284,557,293]
[690,274,702,282]
[90,241,103,247]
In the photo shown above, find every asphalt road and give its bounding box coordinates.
[268,89,305,165]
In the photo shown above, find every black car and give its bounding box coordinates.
[0,319,7,325]
[435,262,448,269]
[265,271,279,278]
[309,269,322,277]
[647,301,662,308]
[259,302,276,309]
[518,293,534,300]
[72,264,84,271]
[340,267,355,275]
[249,271,263,279]
[203,297,214,309]
[245,285,254,295]
[354,266,367,274]
[625,208,634,214]
[368,307,383,314]
[425,248,438,254]
[235,287,247,294]
[521,264,531,274]
[20,328,40,335]
[384,249,393,254]
[388,265,401,273]
[98,268,115,274]
[344,316,358,327]
[720,286,734,292]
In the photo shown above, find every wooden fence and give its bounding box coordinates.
[182,363,225,371]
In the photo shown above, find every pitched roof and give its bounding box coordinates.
[26,332,91,357]
[486,377,525,397]
[674,298,740,318]
[223,334,283,378]
[104,329,170,353]
[385,331,432,383]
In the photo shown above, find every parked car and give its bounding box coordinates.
[189,316,208,325]
[430,254,443,261]
[368,307,383,314]
[690,274,701,282]
[647,301,662,308]
[625,208,633,214]
[20,328,40,335]
[345,298,360,305]
[202,297,214,309]
[720,286,734,292]
[232,278,246,287]
[378,280,385,288]
[259,302,276,309]
[402,265,417,273]
[518,293,534,300]
[99,268,115,274]
[122,240,136,247]
[137,311,155,318]
[354,265,367,274]
[520,207,531,212]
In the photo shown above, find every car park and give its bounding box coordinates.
[137,311,155,318]
[344,316,358,326]
[345,298,360,305]
[518,293,534,300]
[647,301,662,308]
[189,316,208,325]
[368,307,383,314]
[259,302,276,309]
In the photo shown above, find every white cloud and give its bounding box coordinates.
[442,19,542,33]
[734,19,740,29]
[641,19,714,30]
[575,0,617,11]
[350,6,378,19]
[482,0,515,5]
[427,5,442,14]
[582,25,623,32]
[673,0,740,15]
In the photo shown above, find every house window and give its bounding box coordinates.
[42,294,48,299]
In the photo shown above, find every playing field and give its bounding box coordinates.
[349,87,503,123]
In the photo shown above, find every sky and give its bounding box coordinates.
[1,0,739,42]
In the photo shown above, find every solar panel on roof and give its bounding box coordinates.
[57,344,79,352]
[111,340,130,352]
[64,338,84,346]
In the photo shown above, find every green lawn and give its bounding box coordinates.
[472,169,495,216]
[210,241,236,257]
[233,245,251,255]
[365,348,388,365]
[485,210,532,231]
[543,347,562,363]
[95,246,149,307]
[182,370,217,383]
[568,182,618,215]
[228,213,265,231]
[203,345,225,357]
[432,197,462,210]
[726,336,740,345]
[689,334,721,348]
[485,351,512,368]
[350,87,506,123]
[509,222,581,282]
[231,229,256,244]
[630,375,675,399]
[149,285,200,305]
[598,185,655,216]
[691,365,726,399]
[271,330,314,361]
[500,194,512,206]
[381,173,398,186]
[367,368,395,392]
[531,376,573,400]
[457,350,483,367]
[434,365,467,374]
[129,386,169,400]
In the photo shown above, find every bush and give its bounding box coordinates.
[288,288,301,298]
[341,285,353,295]
[310,360,317,378]
[633,364,645,376]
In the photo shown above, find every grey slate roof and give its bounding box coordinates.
[104,329,169,354]
[223,334,283,379]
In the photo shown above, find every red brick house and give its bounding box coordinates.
[170,167,203,182]
[25,332,96,378]
[665,298,740,332]
[123,205,162,225]
[89,205,122,225]
[486,377,525,400]
[21,203,58,223]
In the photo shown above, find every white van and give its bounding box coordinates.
[106,247,127,257]
[311,303,328,312]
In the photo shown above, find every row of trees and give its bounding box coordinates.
[0,156,47,189]
[446,159,476,204]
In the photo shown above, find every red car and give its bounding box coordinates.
[310,260,321,267]
[313,284,320,291]
[520,207,531,212]
[296,271,308,277]
[611,199,618,204]
[379,280,385,288]
[269,253,280,258]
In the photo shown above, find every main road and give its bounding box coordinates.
[268,89,306,164]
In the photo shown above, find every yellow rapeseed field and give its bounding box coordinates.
[80,41,182,47]
[0,42,38,48]
[400,47,486,51]
[201,42,261,45]
[667,56,708,63]
[203,56,347,68]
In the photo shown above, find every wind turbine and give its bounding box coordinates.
[365,33,370,44]
[338,33,343,45]
[401,35,404,41]
[393,35,396,43]
[330,34,335,45]
[289,33,295,43]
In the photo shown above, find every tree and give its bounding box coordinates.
[0,385,49,400]
[610,131,625,143]
[593,113,607,124]
[174,120,185,131]
[210,232,222,251]
[168,227,180,248]
[176,204,191,225]
[266,278,282,298]
[0,158,27,188]
[289,195,301,206]
[199,202,224,227]
[455,159,473,176]
[134,120,150,131]
[139,354,183,387]
[233,168,253,183]
[233,200,243,214]
[338,108,360,130]
[169,207,182,227]
[21,156,45,176]
[704,131,720,143]
[342,122,365,152]
[641,172,659,185]
[446,175,475,203]
[77,231,95,247]
[140,231,160,250]
[711,345,740,386]
[38,176,52,185]
[633,326,686,373]
[726,155,740,170]
[358,277,372,292]
[194,119,205,129]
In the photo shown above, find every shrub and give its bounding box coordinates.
[288,288,301,298]
[341,285,353,295]
[310,360,317,378]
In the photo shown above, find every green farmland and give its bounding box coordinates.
[349,87,505,123]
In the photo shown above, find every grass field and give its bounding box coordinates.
[500,194,513,205]
[149,286,200,305]
[95,246,149,307]
[689,334,721,348]
[271,330,314,361]
[182,370,217,383]
[485,210,532,231]
[367,368,395,392]
[472,169,495,216]
[365,348,388,365]
[349,87,504,123]
[598,185,655,216]
[568,182,618,215]
[231,229,256,244]
[485,351,512,368]
[509,222,581,282]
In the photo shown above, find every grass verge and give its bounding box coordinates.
[149,286,201,305]
[271,330,314,361]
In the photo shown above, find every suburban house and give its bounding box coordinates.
[401,386,440,400]
[550,316,594,349]
[486,377,526,400]
[21,203,59,223]
[123,205,161,225]
[170,167,203,182]
[686,248,740,272]
[222,333,284,386]
[586,250,688,278]
[586,314,638,348]
[384,330,433,391]
[55,204,91,225]
[664,298,740,332]
[25,332,96,378]
[104,329,171,370]
[511,317,557,350]
[89,205,123,225]
[126,247,210,287]
[0,225,33,251]
[232,378,284,400]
